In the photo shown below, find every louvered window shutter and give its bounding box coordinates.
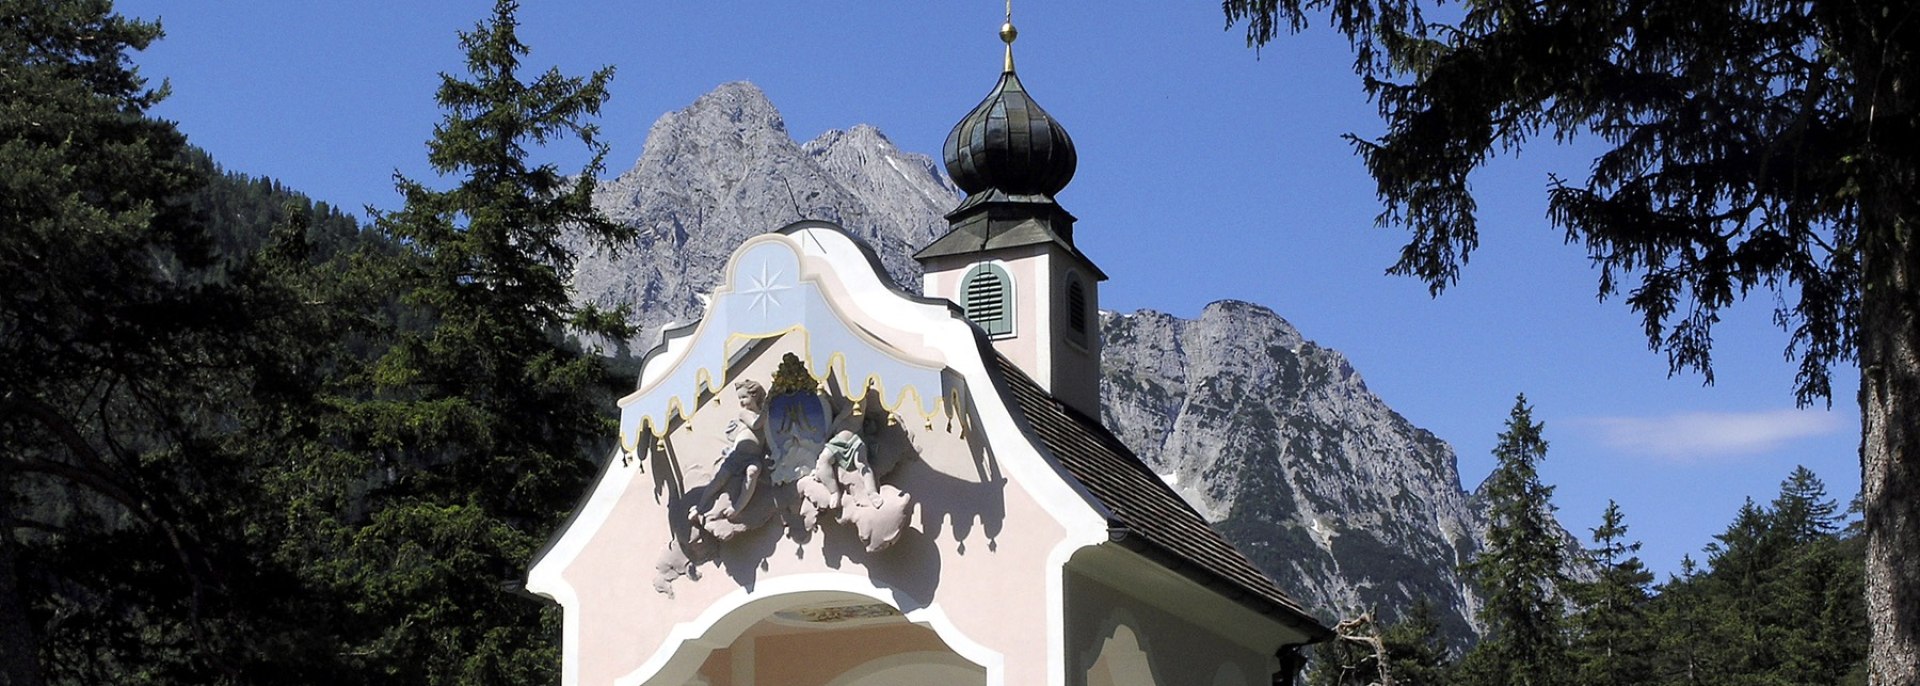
[962,264,1013,337]
[1066,279,1088,342]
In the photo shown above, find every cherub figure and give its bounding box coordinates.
[692,379,767,523]
[812,397,887,510]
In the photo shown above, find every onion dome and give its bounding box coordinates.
[942,20,1077,199]
[917,12,1101,276]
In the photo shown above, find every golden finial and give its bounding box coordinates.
[1000,0,1017,73]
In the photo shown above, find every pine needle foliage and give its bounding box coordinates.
[276,2,634,683]
[1566,501,1655,686]
[1459,394,1571,686]
[2,2,373,682]
[1221,1,1919,678]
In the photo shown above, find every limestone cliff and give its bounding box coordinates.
[568,82,956,341]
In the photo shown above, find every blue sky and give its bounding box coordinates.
[117,1,1860,578]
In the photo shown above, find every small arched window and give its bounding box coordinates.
[961,263,1013,337]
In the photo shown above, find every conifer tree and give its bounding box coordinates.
[1222,2,1920,677]
[1648,556,1721,686]
[1381,601,1453,686]
[285,2,632,683]
[1700,498,1782,680]
[1,2,360,682]
[1458,395,1570,686]
[1,7,198,680]
[1566,501,1655,686]
[1773,465,1841,543]
[1763,468,1866,684]
[1650,469,1868,685]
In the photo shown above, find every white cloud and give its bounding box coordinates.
[1575,409,1847,460]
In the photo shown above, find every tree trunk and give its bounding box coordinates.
[0,504,46,686]
[1858,235,1920,686]
[1856,43,1919,683]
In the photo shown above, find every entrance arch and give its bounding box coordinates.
[616,575,996,686]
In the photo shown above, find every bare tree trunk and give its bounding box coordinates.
[0,506,46,686]
[1859,219,1920,686]
[1856,48,1919,683]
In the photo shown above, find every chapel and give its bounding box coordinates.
[526,15,1332,686]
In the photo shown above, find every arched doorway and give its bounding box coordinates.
[632,587,991,686]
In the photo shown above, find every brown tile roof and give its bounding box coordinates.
[988,356,1332,639]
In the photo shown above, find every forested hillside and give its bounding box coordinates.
[2,2,628,683]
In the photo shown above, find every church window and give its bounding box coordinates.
[962,263,1013,337]
[1066,277,1089,345]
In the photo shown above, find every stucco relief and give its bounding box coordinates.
[655,352,921,595]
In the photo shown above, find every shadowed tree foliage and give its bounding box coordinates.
[1382,601,1454,686]
[1758,468,1868,684]
[1310,601,1453,686]
[1566,501,1655,686]
[1,2,373,683]
[1643,468,1866,685]
[1457,395,1569,686]
[1647,555,1719,686]
[262,1,635,683]
[1222,1,1918,681]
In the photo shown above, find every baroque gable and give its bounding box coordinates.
[529,222,1112,686]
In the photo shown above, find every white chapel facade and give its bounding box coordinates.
[526,18,1331,686]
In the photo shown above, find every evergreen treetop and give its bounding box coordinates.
[1461,394,1571,686]
[277,2,634,682]
[1567,501,1655,686]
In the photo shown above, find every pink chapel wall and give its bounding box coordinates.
[921,243,1049,381]
[558,331,1072,686]
[1065,569,1269,686]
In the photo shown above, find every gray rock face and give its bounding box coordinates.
[576,82,1584,644]
[1101,302,1488,641]
[569,82,957,342]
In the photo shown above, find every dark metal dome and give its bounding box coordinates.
[942,69,1077,198]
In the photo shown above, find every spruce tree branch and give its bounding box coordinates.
[0,394,214,629]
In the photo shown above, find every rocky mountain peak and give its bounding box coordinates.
[668,80,787,136]
[1103,300,1487,641]
[803,125,960,244]
[570,83,952,343]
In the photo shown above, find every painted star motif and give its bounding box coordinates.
[742,260,791,316]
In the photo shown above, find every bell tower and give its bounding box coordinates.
[915,10,1106,418]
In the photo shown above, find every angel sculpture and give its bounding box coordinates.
[691,379,768,523]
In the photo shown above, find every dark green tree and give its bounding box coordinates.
[1761,468,1867,684]
[1381,601,1454,686]
[1647,556,1724,686]
[1,2,359,682]
[1647,469,1868,685]
[1221,1,1918,680]
[274,1,633,683]
[1566,501,1655,686]
[1701,499,1783,682]
[1458,395,1569,686]
[1772,465,1842,543]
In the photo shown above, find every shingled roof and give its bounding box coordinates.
[988,355,1332,639]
